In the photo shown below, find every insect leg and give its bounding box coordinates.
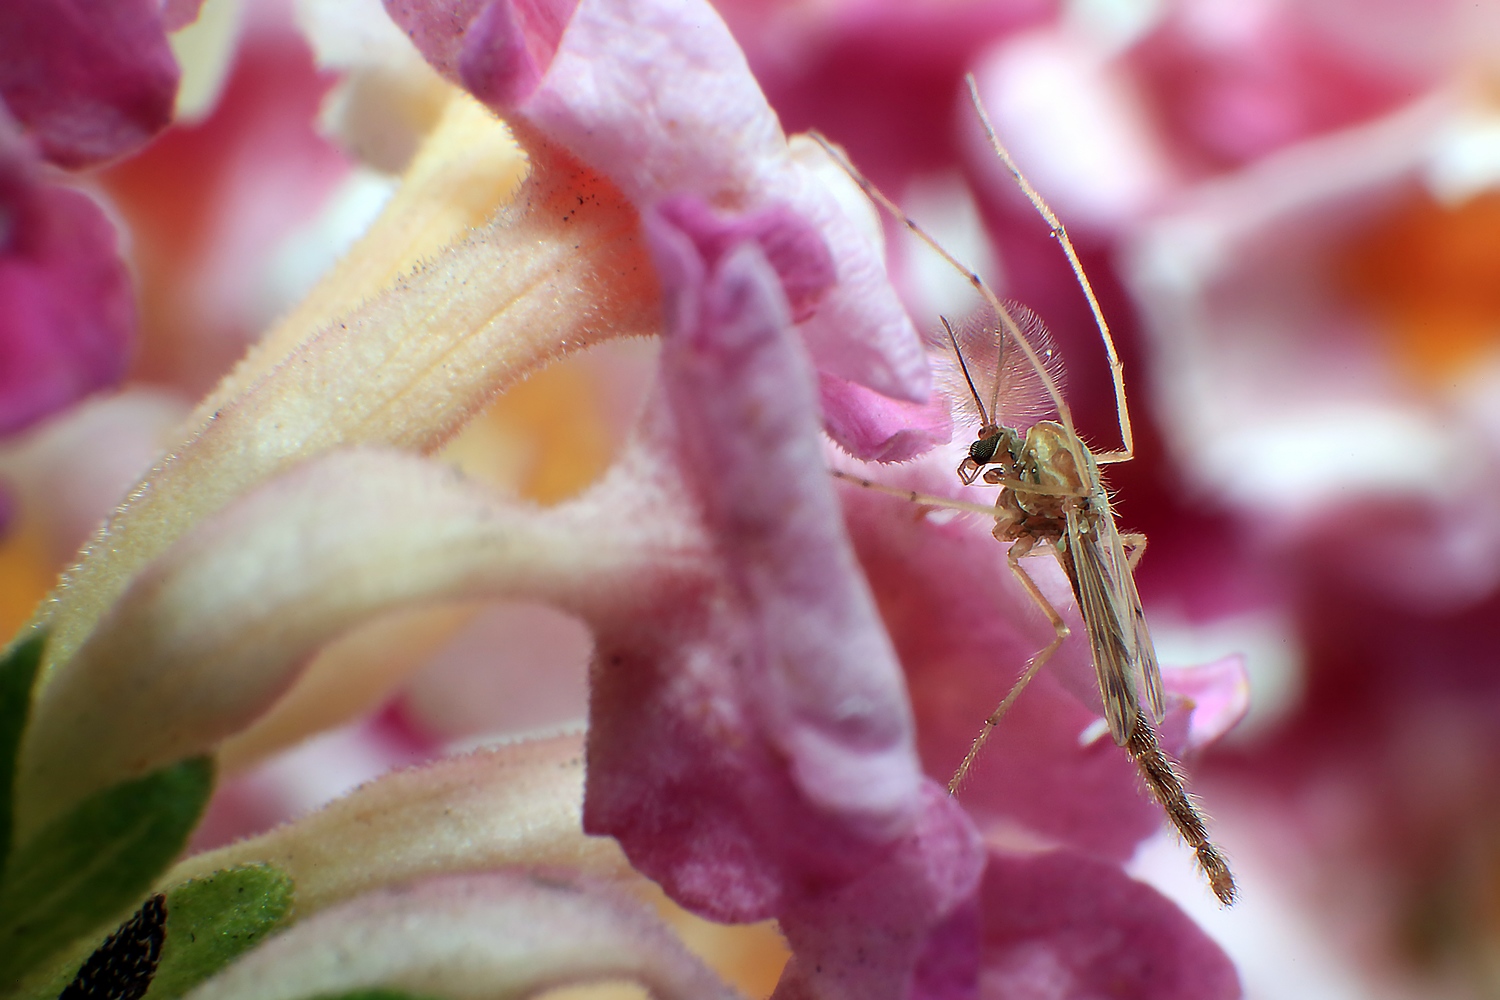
[949,534,1070,793]
[807,130,1074,434]
[828,469,1005,519]
[963,74,1134,463]
[1125,715,1238,906]
[1119,531,1147,572]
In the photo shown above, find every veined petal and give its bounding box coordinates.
[180,870,741,1000]
[167,734,633,912]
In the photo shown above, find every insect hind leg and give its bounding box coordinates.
[949,533,1070,793]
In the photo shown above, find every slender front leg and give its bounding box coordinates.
[1119,531,1147,572]
[949,534,1071,793]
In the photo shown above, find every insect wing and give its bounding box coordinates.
[1111,521,1167,723]
[932,300,1066,434]
[1065,502,1164,745]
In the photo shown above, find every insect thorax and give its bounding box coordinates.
[984,421,1099,544]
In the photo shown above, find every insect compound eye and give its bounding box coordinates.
[969,435,1001,465]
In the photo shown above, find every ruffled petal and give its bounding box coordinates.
[819,373,952,464]
[582,204,926,919]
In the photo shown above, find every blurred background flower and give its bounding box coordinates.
[5,0,1500,997]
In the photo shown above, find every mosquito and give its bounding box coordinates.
[812,75,1237,906]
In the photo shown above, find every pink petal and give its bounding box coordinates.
[819,372,952,464]
[583,204,926,920]
[524,0,928,401]
[655,196,836,323]
[772,783,985,1000]
[1163,655,1251,751]
[457,0,578,108]
[0,0,180,168]
[0,126,133,436]
[980,850,1241,1000]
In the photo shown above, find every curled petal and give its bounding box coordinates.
[655,196,836,323]
[168,734,634,913]
[0,0,180,168]
[456,0,578,109]
[181,870,741,1000]
[818,373,952,464]
[522,0,927,401]
[979,851,1241,1000]
[1163,655,1251,751]
[383,0,576,106]
[579,208,925,922]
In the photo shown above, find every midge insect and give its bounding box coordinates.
[812,76,1237,906]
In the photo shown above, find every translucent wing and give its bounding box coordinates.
[930,299,1066,433]
[1065,498,1164,746]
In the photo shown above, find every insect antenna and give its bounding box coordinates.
[940,315,992,429]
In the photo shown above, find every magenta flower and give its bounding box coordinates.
[1,1,1251,998]
[0,111,132,439]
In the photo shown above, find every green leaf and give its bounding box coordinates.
[302,992,443,1000]
[0,757,214,989]
[0,630,46,883]
[145,865,295,1000]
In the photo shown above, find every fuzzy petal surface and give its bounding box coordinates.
[580,205,927,920]
[168,734,633,913]
[772,783,985,1000]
